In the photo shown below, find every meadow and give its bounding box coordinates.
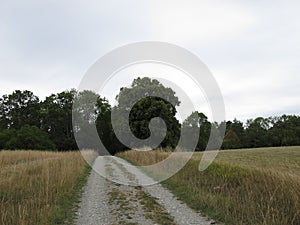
[0,150,95,225]
[119,146,300,225]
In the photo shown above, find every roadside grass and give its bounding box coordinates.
[118,146,300,225]
[0,150,96,225]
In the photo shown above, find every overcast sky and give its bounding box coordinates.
[0,0,299,122]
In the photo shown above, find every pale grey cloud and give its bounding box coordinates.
[0,0,299,121]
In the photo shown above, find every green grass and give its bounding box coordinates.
[118,146,300,225]
[212,147,300,178]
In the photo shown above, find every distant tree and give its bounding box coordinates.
[96,99,123,155]
[244,117,270,148]
[0,96,9,130]
[1,87,300,152]
[222,119,244,149]
[269,115,300,146]
[40,90,77,150]
[230,119,244,141]
[73,90,121,155]
[3,125,55,150]
[183,111,211,151]
[0,90,40,129]
[222,130,241,149]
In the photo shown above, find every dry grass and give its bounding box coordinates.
[118,146,300,225]
[0,150,96,225]
[119,149,170,166]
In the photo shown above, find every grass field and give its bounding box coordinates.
[0,150,96,225]
[119,146,300,225]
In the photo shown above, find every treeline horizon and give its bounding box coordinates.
[0,77,299,153]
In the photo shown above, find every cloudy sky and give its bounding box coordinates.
[0,0,299,122]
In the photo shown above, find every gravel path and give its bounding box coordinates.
[75,156,214,225]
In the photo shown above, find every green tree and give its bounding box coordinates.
[222,130,241,149]
[41,90,77,150]
[72,90,120,154]
[0,129,16,149]
[222,119,244,149]
[0,90,40,129]
[96,98,123,155]
[183,111,212,151]
[114,77,181,150]
[4,125,55,150]
[0,95,9,130]
[244,117,270,148]
[269,115,300,146]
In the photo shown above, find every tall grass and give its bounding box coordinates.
[118,147,300,225]
[0,150,96,225]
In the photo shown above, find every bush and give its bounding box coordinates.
[2,125,56,150]
[0,129,16,149]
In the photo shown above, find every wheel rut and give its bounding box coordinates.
[75,156,214,225]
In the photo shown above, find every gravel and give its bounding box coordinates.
[75,156,215,225]
[75,169,116,225]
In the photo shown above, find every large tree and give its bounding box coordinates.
[113,77,181,150]
[72,90,120,155]
[40,90,77,150]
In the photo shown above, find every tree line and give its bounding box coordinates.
[0,77,299,153]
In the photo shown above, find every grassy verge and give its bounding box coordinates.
[118,147,300,225]
[0,150,96,225]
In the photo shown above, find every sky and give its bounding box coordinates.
[0,0,299,122]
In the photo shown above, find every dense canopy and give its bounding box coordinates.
[0,77,299,152]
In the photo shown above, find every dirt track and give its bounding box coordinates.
[75,156,213,225]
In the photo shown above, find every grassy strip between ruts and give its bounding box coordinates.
[118,147,300,225]
[106,157,176,225]
[0,150,96,225]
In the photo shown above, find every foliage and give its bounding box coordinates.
[222,130,241,149]
[0,77,299,151]
[182,111,212,151]
[72,90,121,155]
[0,129,16,149]
[223,115,300,149]
[113,77,181,150]
[0,90,40,129]
[1,125,56,150]
[40,89,77,150]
